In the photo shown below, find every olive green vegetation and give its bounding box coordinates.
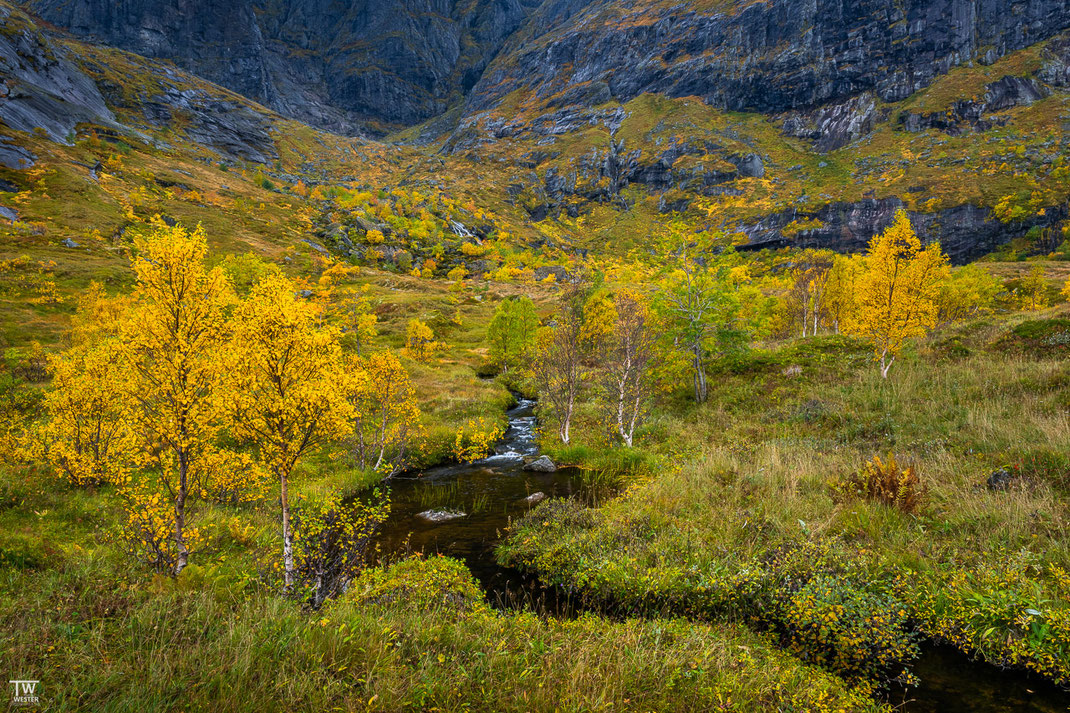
[499,315,1070,693]
[2,7,1070,710]
[0,262,893,711]
[3,13,1070,346]
[0,239,894,709]
[0,545,883,712]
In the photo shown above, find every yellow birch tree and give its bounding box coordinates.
[40,340,132,487]
[349,350,422,474]
[847,210,949,377]
[225,273,354,592]
[115,220,235,574]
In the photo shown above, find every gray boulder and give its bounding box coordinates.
[986,467,1020,491]
[523,456,556,473]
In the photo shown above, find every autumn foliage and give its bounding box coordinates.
[845,211,949,377]
[33,220,414,591]
[349,351,423,474]
[841,454,923,514]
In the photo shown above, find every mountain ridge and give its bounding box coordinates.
[23,0,543,136]
[21,0,1070,140]
[1,0,1069,269]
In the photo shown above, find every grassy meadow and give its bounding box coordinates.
[502,311,1070,694]
[1,4,1070,708]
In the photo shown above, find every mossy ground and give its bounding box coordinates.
[0,549,883,711]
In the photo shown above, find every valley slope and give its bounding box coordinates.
[2,0,1070,273]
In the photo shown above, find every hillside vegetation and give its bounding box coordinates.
[2,1,1070,711]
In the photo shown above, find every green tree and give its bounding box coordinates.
[936,263,1002,325]
[655,230,749,404]
[1017,265,1050,311]
[487,296,539,375]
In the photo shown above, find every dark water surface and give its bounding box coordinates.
[371,397,600,613]
[898,645,1070,712]
[368,396,1070,711]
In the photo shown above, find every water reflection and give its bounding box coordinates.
[897,645,1069,712]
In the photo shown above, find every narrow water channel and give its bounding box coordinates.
[368,395,1070,712]
[896,645,1070,712]
[371,396,601,613]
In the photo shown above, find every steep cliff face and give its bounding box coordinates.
[738,199,1068,265]
[467,0,1070,121]
[24,0,1070,135]
[23,0,539,134]
[8,0,1070,264]
[24,1,275,104]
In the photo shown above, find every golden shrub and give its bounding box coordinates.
[841,454,922,513]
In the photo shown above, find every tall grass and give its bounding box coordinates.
[0,555,884,712]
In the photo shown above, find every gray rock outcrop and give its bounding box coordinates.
[738,197,1069,265]
[0,7,116,143]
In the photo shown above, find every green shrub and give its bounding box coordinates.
[1017,449,1070,493]
[996,319,1070,357]
[348,556,486,613]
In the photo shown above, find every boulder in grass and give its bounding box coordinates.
[523,492,546,504]
[986,467,1019,491]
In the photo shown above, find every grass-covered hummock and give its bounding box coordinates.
[0,520,887,712]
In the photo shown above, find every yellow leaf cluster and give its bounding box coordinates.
[844,211,949,375]
[404,318,441,362]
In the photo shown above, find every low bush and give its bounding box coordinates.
[838,455,922,513]
[995,318,1070,357]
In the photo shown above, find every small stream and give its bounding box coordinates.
[371,396,602,613]
[896,645,1070,712]
[367,396,1070,712]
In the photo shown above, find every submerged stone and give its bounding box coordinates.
[416,509,466,523]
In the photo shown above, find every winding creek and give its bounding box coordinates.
[372,396,603,613]
[369,396,1070,712]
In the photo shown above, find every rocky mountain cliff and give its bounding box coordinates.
[23,0,541,135]
[23,0,1070,138]
[4,0,1070,265]
[468,0,1070,115]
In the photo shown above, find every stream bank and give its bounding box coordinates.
[363,394,1070,712]
[370,396,608,613]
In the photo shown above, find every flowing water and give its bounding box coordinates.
[371,396,602,613]
[368,396,1070,711]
